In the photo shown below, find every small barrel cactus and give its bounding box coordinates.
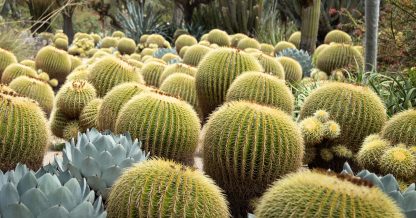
[207,29,230,47]
[20,59,36,69]
[225,72,294,114]
[182,44,211,66]
[35,45,71,84]
[381,109,416,146]
[260,43,275,55]
[380,145,416,181]
[253,53,285,79]
[324,29,353,44]
[63,120,80,140]
[112,30,125,38]
[277,48,313,77]
[0,163,107,217]
[115,92,200,164]
[54,37,68,50]
[107,159,230,218]
[312,44,330,65]
[146,34,166,47]
[140,61,165,87]
[237,37,261,50]
[1,63,38,84]
[179,45,189,58]
[274,41,296,54]
[67,65,90,81]
[175,34,197,53]
[0,48,17,76]
[203,101,304,216]
[158,63,197,85]
[69,55,82,72]
[277,56,303,83]
[117,37,136,55]
[357,135,391,172]
[255,170,405,218]
[316,43,364,74]
[79,98,103,132]
[230,33,248,47]
[161,53,180,63]
[100,37,118,48]
[288,31,301,48]
[50,109,73,138]
[56,80,97,119]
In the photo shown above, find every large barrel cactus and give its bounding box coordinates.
[88,56,144,97]
[115,92,200,164]
[140,61,166,87]
[237,37,261,50]
[274,41,296,54]
[196,48,263,119]
[182,44,211,67]
[203,101,304,215]
[253,54,285,79]
[0,163,107,217]
[107,159,230,218]
[1,63,38,84]
[255,171,404,218]
[0,48,17,77]
[97,82,148,132]
[316,43,364,74]
[0,86,49,171]
[79,98,103,132]
[117,37,136,55]
[277,56,303,83]
[381,109,416,146]
[35,46,71,84]
[158,63,197,85]
[175,34,197,53]
[324,29,353,44]
[207,29,230,47]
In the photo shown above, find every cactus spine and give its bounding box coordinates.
[381,109,416,146]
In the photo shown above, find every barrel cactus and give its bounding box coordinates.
[0,163,107,218]
[67,65,90,81]
[100,37,118,48]
[63,121,81,140]
[9,76,54,115]
[146,34,166,47]
[56,80,97,119]
[54,37,68,50]
[69,55,82,72]
[35,46,71,84]
[226,72,294,114]
[237,37,261,50]
[316,43,364,74]
[260,43,275,55]
[381,109,416,146]
[196,48,263,119]
[179,45,189,58]
[140,61,166,87]
[324,29,353,44]
[277,56,303,83]
[380,146,416,181]
[0,87,49,171]
[161,53,180,63]
[107,159,230,218]
[207,29,230,47]
[255,170,405,218]
[175,34,197,53]
[357,135,391,172]
[50,109,73,138]
[88,56,144,97]
[0,48,17,77]
[112,30,125,38]
[253,54,285,79]
[117,37,136,55]
[20,59,36,69]
[288,31,301,48]
[115,92,200,164]
[203,101,304,215]
[277,48,313,77]
[97,82,148,132]
[274,41,296,54]
[159,63,197,85]
[79,98,103,132]
[160,73,199,113]
[182,44,211,66]
[1,63,38,84]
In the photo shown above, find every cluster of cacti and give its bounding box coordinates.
[203,101,304,216]
[35,45,71,84]
[316,43,364,74]
[277,48,313,77]
[1,63,38,84]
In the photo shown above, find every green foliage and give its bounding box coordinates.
[140,61,166,87]
[115,92,200,164]
[1,63,37,84]
[117,37,136,55]
[316,43,364,74]
[79,98,103,132]
[182,44,211,66]
[107,159,230,218]
[35,46,71,84]
[381,109,416,146]
[324,29,353,44]
[277,56,303,83]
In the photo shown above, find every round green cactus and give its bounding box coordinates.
[179,45,189,58]
[54,37,68,50]
[161,53,180,63]
[107,159,230,218]
[146,34,166,47]
[20,59,36,69]
[69,55,82,71]
[288,31,301,48]
[115,92,200,163]
[126,58,143,69]
[260,43,275,55]
[79,98,103,132]
[63,120,80,140]
[112,30,125,38]
[50,108,72,138]
[56,80,97,118]
[199,40,210,46]
[1,63,38,84]
[254,53,285,79]
[357,136,391,172]
[277,56,303,83]
[274,41,296,54]
[175,34,197,53]
[225,72,294,114]
[117,37,136,55]
[230,33,248,47]
[0,48,17,76]
[316,43,364,74]
[90,33,101,45]
[207,29,231,47]
[100,36,118,48]
[255,171,405,218]
[88,56,144,96]
[182,44,211,66]
[381,109,416,146]
[9,76,54,115]
[312,44,330,64]
[324,30,353,44]
[237,37,261,50]
[35,45,71,84]
[140,61,166,87]
[196,48,263,119]
[0,88,49,171]
[139,34,149,43]
[66,65,90,81]
[159,63,197,85]
[141,48,156,56]
[97,82,148,132]
[203,101,304,215]
[380,146,416,181]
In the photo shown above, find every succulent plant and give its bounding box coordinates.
[66,65,90,81]
[20,59,36,69]
[182,44,211,67]
[259,43,275,55]
[0,86,49,171]
[357,135,391,172]
[288,31,301,48]
[324,29,353,44]
[175,34,197,53]
[100,37,118,48]
[226,72,294,114]
[139,34,149,43]
[237,37,261,50]
[63,120,81,141]
[277,48,313,77]
[276,56,303,83]
[69,55,82,72]
[196,48,263,119]
[97,82,148,132]
[115,92,200,164]
[0,47,17,76]
[310,68,329,80]
[381,109,416,146]
[56,80,97,119]
[112,30,125,38]
[161,53,181,63]
[152,48,177,59]
[203,101,304,216]
[54,37,69,50]
[90,33,101,45]
[230,33,248,47]
[207,29,231,47]
[88,56,144,97]
[146,34,166,48]
[380,146,416,181]
[9,76,54,115]
[1,63,38,85]
[179,45,189,58]
[316,43,364,74]
[0,163,107,218]
[140,61,166,87]
[79,98,103,132]
[117,37,136,55]
[50,109,73,138]
[107,159,230,218]
[158,63,197,85]
[274,41,296,54]
[312,44,329,65]
[255,170,405,218]
[253,53,285,79]
[35,46,71,84]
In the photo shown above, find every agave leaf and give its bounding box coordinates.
[84,190,96,203]
[362,173,384,190]
[48,187,77,211]
[119,158,135,168]
[20,188,50,216]
[93,196,104,214]
[37,205,70,218]
[388,191,404,208]
[81,142,98,158]
[13,164,29,182]
[64,178,82,205]
[0,183,19,212]
[68,164,83,180]
[342,162,353,174]
[69,201,94,218]
[380,174,400,193]
[404,184,416,195]
[86,176,107,195]
[71,147,86,169]
[356,170,370,178]
[92,135,116,152]
[96,151,116,170]
[77,133,90,148]
[403,192,416,212]
[109,144,127,164]
[86,128,100,141]
[17,172,37,196]
[80,157,101,178]
[101,165,122,187]
[37,174,62,197]
[2,203,33,218]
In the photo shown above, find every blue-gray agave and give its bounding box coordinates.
[153,48,177,59]
[277,48,313,77]
[55,128,148,199]
[341,162,416,217]
[0,163,106,218]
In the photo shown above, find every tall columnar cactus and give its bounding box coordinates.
[226,72,294,114]
[79,98,103,132]
[159,63,197,85]
[237,37,261,50]
[1,63,38,84]
[253,54,285,79]
[107,159,230,218]
[288,31,301,48]
[381,109,416,146]
[0,48,17,77]
[300,0,320,53]
[203,101,304,216]
[56,80,97,119]
[254,171,405,218]
[175,34,197,53]
[207,29,231,47]
[324,30,353,44]
[140,61,166,87]
[182,44,211,66]
[97,82,148,132]
[88,56,144,97]
[35,46,71,85]
[115,92,200,164]
[0,87,49,171]
[274,41,296,54]
[196,48,263,119]
[117,37,136,55]
[9,76,54,115]
[365,0,381,71]
[316,43,364,74]
[277,56,303,83]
